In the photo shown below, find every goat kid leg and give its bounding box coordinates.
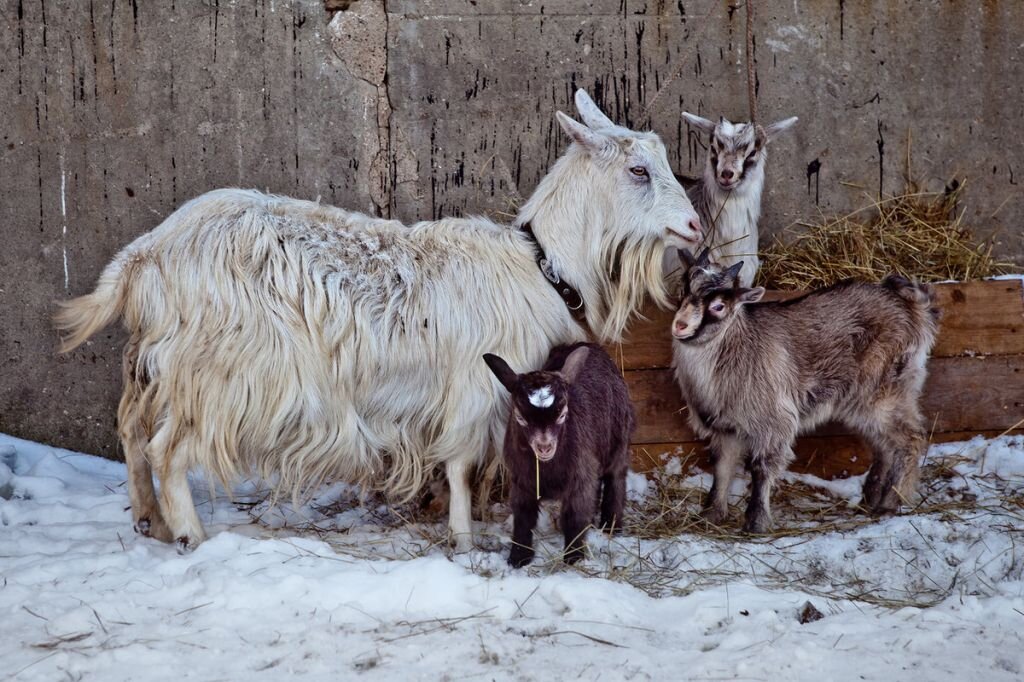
[562,480,598,565]
[702,435,744,525]
[508,487,539,568]
[599,468,627,534]
[148,427,207,553]
[859,408,926,514]
[445,456,475,553]
[743,446,792,535]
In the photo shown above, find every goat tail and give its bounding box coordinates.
[883,275,941,321]
[54,255,134,353]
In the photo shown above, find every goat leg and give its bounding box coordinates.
[743,449,786,535]
[561,483,596,564]
[599,469,626,533]
[702,435,744,525]
[508,489,539,568]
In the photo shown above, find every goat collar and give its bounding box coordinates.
[519,222,586,321]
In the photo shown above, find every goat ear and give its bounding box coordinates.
[682,112,716,134]
[574,89,615,130]
[736,287,765,305]
[558,346,591,384]
[677,248,697,269]
[764,116,798,139]
[556,111,609,154]
[482,353,518,393]
[723,261,743,282]
[754,124,768,149]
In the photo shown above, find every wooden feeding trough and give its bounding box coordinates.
[611,279,1024,479]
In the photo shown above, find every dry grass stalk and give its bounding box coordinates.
[759,182,1014,290]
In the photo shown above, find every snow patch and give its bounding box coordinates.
[1,432,1022,680]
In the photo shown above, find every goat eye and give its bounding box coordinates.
[629,166,649,178]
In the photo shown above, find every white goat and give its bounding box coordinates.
[56,90,702,552]
[680,113,797,286]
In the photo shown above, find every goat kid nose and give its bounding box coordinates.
[721,169,734,180]
[673,321,689,336]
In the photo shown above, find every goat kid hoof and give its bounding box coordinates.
[869,503,898,518]
[508,550,534,569]
[563,549,586,566]
[741,521,770,535]
[599,520,623,535]
[134,518,152,536]
[700,507,728,526]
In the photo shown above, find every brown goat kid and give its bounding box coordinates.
[671,249,940,533]
[484,343,635,568]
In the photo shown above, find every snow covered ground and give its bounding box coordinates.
[2,432,1023,681]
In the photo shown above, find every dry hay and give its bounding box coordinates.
[758,181,1014,290]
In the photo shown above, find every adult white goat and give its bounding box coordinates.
[56,90,702,552]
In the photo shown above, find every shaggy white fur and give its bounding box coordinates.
[55,90,701,551]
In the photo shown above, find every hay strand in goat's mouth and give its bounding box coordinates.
[758,182,1014,290]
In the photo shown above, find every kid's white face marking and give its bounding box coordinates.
[528,386,555,408]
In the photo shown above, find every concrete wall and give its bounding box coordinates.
[2,0,1022,458]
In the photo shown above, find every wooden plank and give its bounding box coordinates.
[625,354,1024,444]
[630,430,1023,480]
[609,280,1024,370]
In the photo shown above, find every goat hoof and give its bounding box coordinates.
[741,517,770,535]
[134,518,152,536]
[508,549,534,569]
[869,502,899,518]
[563,548,586,565]
[447,533,474,554]
[176,536,198,554]
[700,506,728,526]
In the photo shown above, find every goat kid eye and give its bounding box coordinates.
[709,301,726,315]
[556,408,568,424]
[514,412,527,426]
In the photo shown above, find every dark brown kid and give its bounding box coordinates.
[483,343,635,568]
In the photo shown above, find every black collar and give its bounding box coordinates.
[519,222,586,320]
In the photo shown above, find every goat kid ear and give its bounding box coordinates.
[558,346,591,384]
[681,112,716,135]
[736,287,766,305]
[764,116,799,139]
[574,89,615,130]
[556,111,610,155]
[677,248,697,269]
[482,353,518,392]
[696,247,712,266]
[723,261,744,282]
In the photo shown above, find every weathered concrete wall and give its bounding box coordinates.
[2,0,1022,457]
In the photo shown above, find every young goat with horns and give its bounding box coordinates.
[670,248,939,533]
